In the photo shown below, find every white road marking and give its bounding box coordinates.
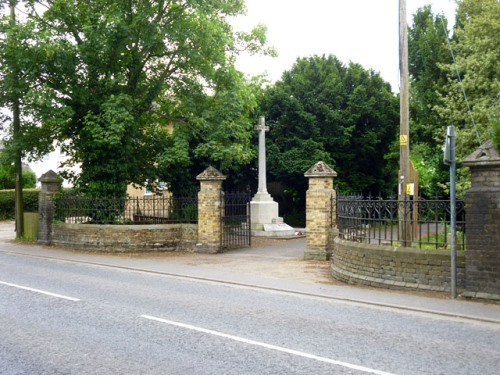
[0,281,80,301]
[141,315,396,375]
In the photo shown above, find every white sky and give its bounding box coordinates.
[232,0,457,91]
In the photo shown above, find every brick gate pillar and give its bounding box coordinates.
[196,166,226,253]
[304,161,337,260]
[462,140,500,299]
[38,170,62,245]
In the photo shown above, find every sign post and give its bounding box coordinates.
[443,125,457,299]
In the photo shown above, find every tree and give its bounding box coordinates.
[435,0,500,195]
[259,55,399,224]
[261,55,399,195]
[156,67,265,194]
[493,118,500,151]
[407,6,452,197]
[17,0,273,198]
[0,163,36,189]
[409,6,450,143]
[0,1,43,236]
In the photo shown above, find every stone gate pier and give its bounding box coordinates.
[304,161,337,260]
[462,140,500,299]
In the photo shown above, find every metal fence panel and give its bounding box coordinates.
[221,191,251,250]
[54,194,198,225]
[336,195,466,250]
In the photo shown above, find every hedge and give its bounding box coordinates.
[0,189,40,220]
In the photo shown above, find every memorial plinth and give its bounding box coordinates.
[250,116,295,237]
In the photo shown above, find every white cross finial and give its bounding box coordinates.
[255,116,269,132]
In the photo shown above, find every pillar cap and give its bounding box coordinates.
[196,166,227,181]
[463,140,500,168]
[38,170,63,183]
[304,161,337,178]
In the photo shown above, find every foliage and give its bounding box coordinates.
[156,68,265,195]
[409,5,451,142]
[0,189,39,220]
[0,2,55,164]
[435,0,500,196]
[260,55,399,196]
[0,165,36,189]
[1,0,273,199]
[256,55,398,224]
[407,6,452,198]
[0,141,37,189]
[493,118,500,151]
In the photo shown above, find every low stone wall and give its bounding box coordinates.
[331,236,466,292]
[52,223,197,252]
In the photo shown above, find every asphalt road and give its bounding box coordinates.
[1,250,499,375]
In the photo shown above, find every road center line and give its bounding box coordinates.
[0,281,80,301]
[141,315,395,375]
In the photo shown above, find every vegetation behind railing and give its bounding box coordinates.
[335,194,466,250]
[0,189,39,220]
[54,194,198,224]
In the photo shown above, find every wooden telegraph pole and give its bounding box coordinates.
[9,0,24,238]
[399,0,411,246]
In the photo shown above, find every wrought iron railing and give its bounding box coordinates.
[336,195,466,250]
[54,194,198,225]
[221,191,251,249]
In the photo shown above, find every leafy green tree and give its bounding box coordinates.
[156,67,264,195]
[261,55,399,195]
[493,118,500,151]
[407,6,452,198]
[0,1,49,236]
[258,55,399,224]
[409,6,450,143]
[0,164,36,189]
[15,0,273,198]
[435,0,500,195]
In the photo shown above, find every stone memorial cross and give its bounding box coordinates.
[255,116,269,194]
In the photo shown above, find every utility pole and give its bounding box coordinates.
[399,0,411,246]
[9,0,24,238]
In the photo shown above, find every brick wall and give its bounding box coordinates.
[331,235,466,292]
[51,223,197,252]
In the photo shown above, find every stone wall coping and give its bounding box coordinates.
[463,140,500,167]
[196,166,226,181]
[39,170,63,183]
[53,222,194,230]
[333,236,466,259]
[304,161,337,178]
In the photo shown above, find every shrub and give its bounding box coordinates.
[0,166,37,189]
[0,189,40,220]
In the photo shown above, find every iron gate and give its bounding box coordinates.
[221,191,251,249]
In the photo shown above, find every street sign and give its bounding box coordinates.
[400,135,408,146]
